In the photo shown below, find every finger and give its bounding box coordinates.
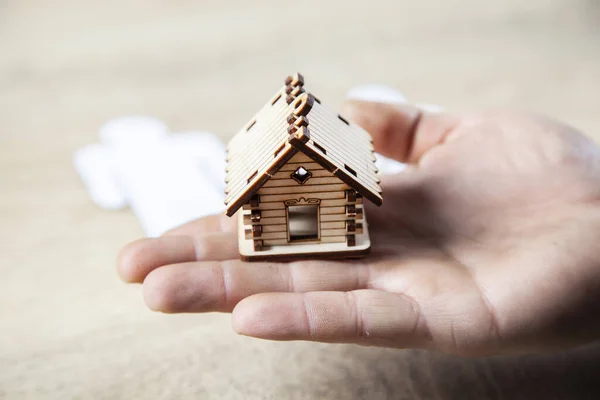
[142,260,370,313]
[163,213,237,237]
[341,100,460,163]
[232,290,431,348]
[117,232,238,283]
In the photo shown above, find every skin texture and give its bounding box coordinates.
[117,100,600,356]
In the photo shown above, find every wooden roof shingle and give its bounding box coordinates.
[225,73,383,216]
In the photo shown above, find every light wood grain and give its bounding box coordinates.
[1,0,600,399]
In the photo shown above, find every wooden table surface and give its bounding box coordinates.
[2,0,600,398]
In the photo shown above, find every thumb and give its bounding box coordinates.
[341,100,460,163]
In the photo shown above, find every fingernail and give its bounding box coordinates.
[340,100,372,123]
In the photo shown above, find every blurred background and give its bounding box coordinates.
[1,0,600,399]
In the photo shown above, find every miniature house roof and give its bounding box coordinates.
[224,73,383,216]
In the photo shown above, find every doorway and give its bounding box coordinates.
[287,204,319,242]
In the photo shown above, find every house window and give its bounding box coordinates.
[287,205,319,242]
[290,166,312,184]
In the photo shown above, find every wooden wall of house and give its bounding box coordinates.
[242,152,364,250]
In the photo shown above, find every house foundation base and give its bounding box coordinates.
[237,211,371,262]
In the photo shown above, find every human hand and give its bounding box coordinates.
[117,100,600,355]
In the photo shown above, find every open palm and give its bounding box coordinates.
[118,100,600,355]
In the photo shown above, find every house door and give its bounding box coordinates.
[287,204,320,242]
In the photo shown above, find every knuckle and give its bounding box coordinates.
[346,292,365,339]
[193,237,209,260]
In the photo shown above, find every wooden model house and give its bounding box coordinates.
[225,73,383,261]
